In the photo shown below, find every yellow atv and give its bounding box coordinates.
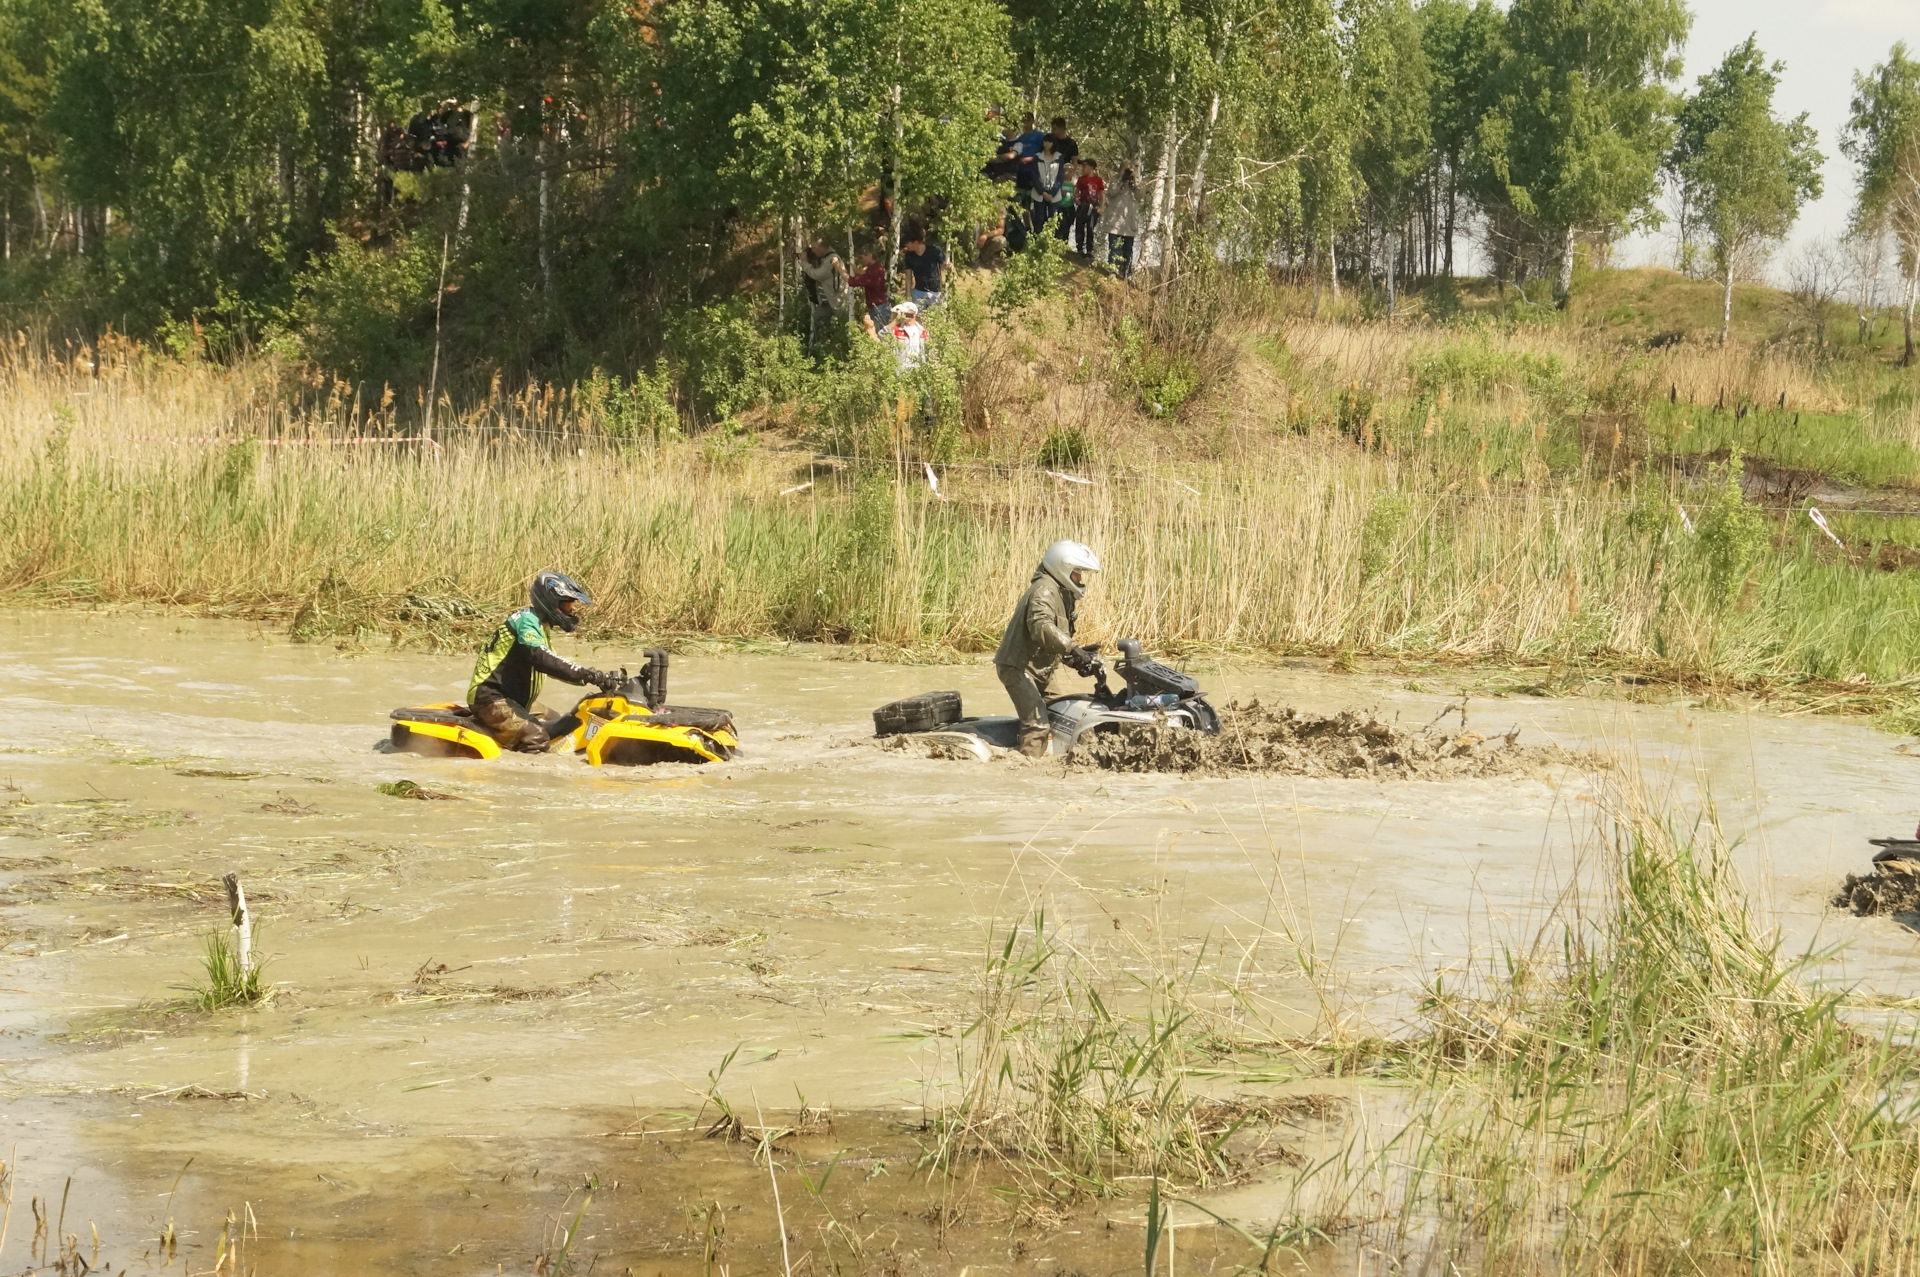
[388,651,738,766]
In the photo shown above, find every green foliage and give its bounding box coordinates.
[214,439,260,505]
[187,923,269,1010]
[51,0,334,330]
[988,233,1066,318]
[1842,42,1920,228]
[581,364,678,444]
[1336,381,1377,437]
[1668,37,1823,338]
[1476,0,1690,293]
[664,299,807,425]
[1037,425,1089,470]
[623,0,1011,232]
[1113,316,1199,419]
[1359,492,1412,581]
[1687,455,1769,605]
[1410,339,1583,413]
[294,233,440,392]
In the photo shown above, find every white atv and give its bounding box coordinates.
[872,639,1221,757]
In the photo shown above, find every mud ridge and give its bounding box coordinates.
[1833,862,1920,916]
[1068,700,1584,779]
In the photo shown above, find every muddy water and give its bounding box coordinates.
[2,611,1917,1273]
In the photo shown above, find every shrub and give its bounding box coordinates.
[295,231,439,390]
[1038,425,1090,469]
[1689,453,1769,606]
[1360,493,1413,581]
[1411,339,1585,415]
[580,363,678,443]
[989,233,1067,318]
[663,297,806,425]
[1114,316,1199,419]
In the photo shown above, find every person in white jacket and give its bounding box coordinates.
[1098,165,1141,278]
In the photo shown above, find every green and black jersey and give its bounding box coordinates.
[468,608,596,707]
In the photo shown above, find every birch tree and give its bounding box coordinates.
[1477,0,1689,303]
[1667,36,1822,345]
[1843,43,1920,364]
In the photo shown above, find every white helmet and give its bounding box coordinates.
[1039,539,1101,597]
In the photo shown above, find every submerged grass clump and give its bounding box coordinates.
[921,913,1283,1192]
[913,778,1920,1273]
[187,923,270,1010]
[1372,783,1920,1272]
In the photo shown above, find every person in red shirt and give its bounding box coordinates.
[1071,159,1106,259]
[847,246,892,331]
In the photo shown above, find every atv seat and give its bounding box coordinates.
[1116,638,1198,699]
[635,706,735,733]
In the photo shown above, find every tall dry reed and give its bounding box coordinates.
[6,328,1920,691]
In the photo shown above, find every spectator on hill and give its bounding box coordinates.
[1071,159,1105,257]
[880,300,929,370]
[848,245,892,331]
[1030,138,1066,233]
[407,108,436,163]
[984,139,1021,184]
[1100,165,1141,279]
[1044,116,1078,167]
[1010,112,1044,159]
[899,225,946,309]
[433,100,473,165]
[799,238,850,347]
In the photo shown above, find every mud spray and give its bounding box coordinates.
[1070,700,1584,779]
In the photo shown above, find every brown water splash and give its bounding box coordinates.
[1069,701,1584,779]
[1833,862,1920,916]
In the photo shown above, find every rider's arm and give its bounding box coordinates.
[511,612,603,687]
[526,644,600,687]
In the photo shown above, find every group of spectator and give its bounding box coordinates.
[377,100,475,204]
[380,101,474,174]
[983,113,1141,278]
[799,218,945,369]
[790,109,1156,370]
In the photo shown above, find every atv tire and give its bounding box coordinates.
[873,691,962,736]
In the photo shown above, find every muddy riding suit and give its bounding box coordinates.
[994,571,1080,756]
[468,609,612,752]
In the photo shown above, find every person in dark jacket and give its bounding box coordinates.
[992,540,1102,756]
[468,571,621,751]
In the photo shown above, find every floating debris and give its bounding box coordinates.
[377,780,457,801]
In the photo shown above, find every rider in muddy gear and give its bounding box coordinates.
[468,571,621,752]
[993,540,1102,756]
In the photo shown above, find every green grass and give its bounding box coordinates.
[1388,782,1920,1272]
[185,923,269,1010]
[1650,401,1920,488]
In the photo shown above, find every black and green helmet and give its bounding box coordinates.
[530,570,592,632]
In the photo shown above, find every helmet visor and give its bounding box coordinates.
[558,596,584,619]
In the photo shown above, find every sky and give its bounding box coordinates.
[1615,0,1920,277]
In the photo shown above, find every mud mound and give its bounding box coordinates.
[1833,861,1920,916]
[1068,701,1581,779]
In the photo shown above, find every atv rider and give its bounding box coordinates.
[993,540,1103,757]
[468,571,623,752]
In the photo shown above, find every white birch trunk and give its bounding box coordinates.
[1188,92,1219,216]
[537,140,551,301]
[1144,109,1180,274]
[1720,257,1735,346]
[223,873,253,976]
[1556,225,1576,303]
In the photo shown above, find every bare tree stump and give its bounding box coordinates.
[222,872,253,976]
